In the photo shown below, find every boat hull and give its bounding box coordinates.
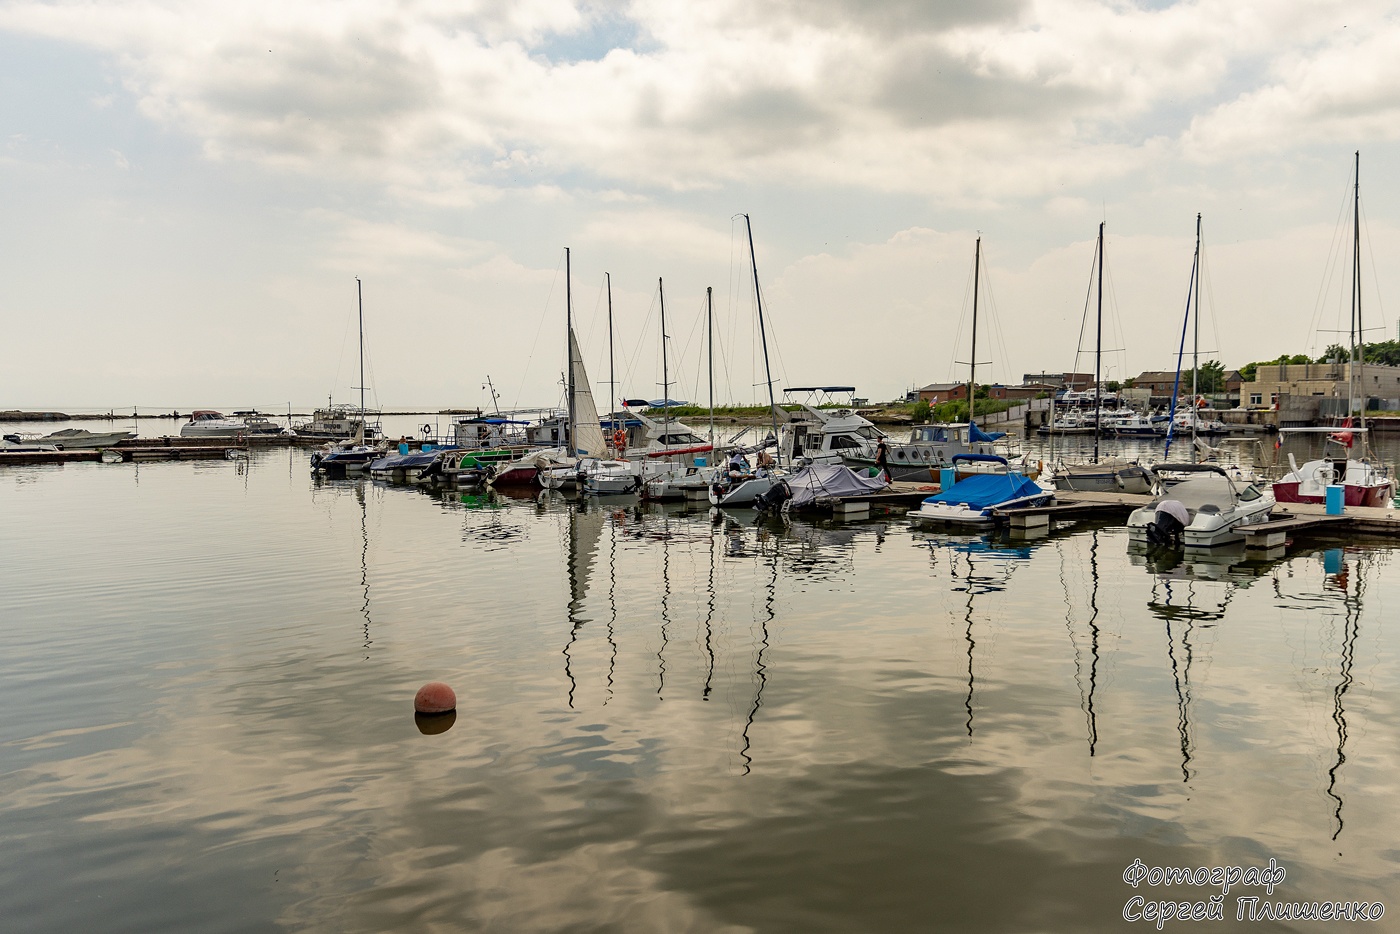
[1272,480,1393,508]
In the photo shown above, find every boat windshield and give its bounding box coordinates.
[1158,477,1235,511]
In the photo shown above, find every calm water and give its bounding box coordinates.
[3,448,1399,932]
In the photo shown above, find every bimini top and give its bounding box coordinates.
[922,473,1043,510]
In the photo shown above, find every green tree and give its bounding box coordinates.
[1318,343,1348,364]
[1191,359,1226,393]
[1363,340,1400,366]
[911,400,931,423]
[1240,353,1313,382]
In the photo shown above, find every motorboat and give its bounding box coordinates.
[907,471,1054,527]
[707,450,787,507]
[369,449,443,482]
[180,411,286,438]
[579,458,639,495]
[293,404,383,442]
[20,428,135,449]
[1272,453,1393,508]
[1052,457,1158,494]
[311,441,383,476]
[642,463,720,500]
[781,403,1001,482]
[1126,464,1274,548]
[2,434,61,452]
[1104,411,1165,437]
[1170,407,1228,436]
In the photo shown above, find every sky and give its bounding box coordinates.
[4,0,1400,412]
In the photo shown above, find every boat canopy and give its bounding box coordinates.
[921,473,1042,509]
[951,453,1009,465]
[784,464,889,508]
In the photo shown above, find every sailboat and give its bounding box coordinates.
[709,215,788,508]
[909,237,1055,525]
[312,278,384,476]
[644,285,722,500]
[1052,223,1157,494]
[1272,153,1394,508]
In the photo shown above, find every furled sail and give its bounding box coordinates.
[569,328,610,457]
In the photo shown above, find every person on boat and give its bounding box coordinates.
[875,438,891,482]
[755,450,775,477]
[727,450,751,480]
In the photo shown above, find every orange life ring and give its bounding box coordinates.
[612,429,627,451]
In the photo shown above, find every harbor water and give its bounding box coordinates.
[3,447,1399,931]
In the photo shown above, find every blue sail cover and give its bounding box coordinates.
[967,420,1006,443]
[921,473,1043,509]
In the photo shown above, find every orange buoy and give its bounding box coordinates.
[414,681,456,714]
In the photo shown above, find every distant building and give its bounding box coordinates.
[915,382,969,404]
[1244,362,1400,409]
[1132,371,1181,397]
[988,383,1056,401]
[1022,372,1093,390]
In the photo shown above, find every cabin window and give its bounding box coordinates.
[828,435,863,450]
[855,426,880,439]
[1238,484,1263,502]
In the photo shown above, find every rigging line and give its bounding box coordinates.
[1072,238,1097,382]
[513,250,566,410]
[1305,170,1358,358]
[1359,196,1390,342]
[946,248,976,383]
[1199,234,1224,375]
[619,289,659,401]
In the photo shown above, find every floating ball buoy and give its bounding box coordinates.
[414,681,456,715]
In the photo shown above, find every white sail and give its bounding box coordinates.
[569,328,610,457]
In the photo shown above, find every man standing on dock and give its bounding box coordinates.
[875,438,891,483]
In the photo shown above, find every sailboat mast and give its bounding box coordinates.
[1094,223,1103,462]
[659,277,670,455]
[970,236,981,424]
[1191,214,1201,460]
[606,272,615,426]
[707,285,715,446]
[1353,151,1365,432]
[744,214,781,466]
[565,247,576,458]
[356,277,365,446]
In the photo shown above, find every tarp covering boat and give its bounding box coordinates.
[921,473,1044,509]
[784,463,889,508]
[967,421,1006,443]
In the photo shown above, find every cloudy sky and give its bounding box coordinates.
[4,0,1400,411]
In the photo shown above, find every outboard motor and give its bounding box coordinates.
[754,480,792,513]
[1145,501,1188,548]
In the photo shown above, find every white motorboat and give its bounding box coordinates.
[907,472,1054,527]
[22,428,135,449]
[1126,464,1274,549]
[642,462,719,500]
[580,458,639,495]
[180,411,284,438]
[779,403,1000,482]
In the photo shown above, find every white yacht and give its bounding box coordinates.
[180,411,286,438]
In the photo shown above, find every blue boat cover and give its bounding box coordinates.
[967,420,1006,442]
[922,473,1043,509]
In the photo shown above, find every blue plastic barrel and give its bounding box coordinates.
[694,457,707,467]
[940,467,956,490]
[423,443,435,453]
[398,442,409,455]
[1325,484,1345,515]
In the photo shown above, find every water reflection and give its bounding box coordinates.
[7,464,1400,932]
